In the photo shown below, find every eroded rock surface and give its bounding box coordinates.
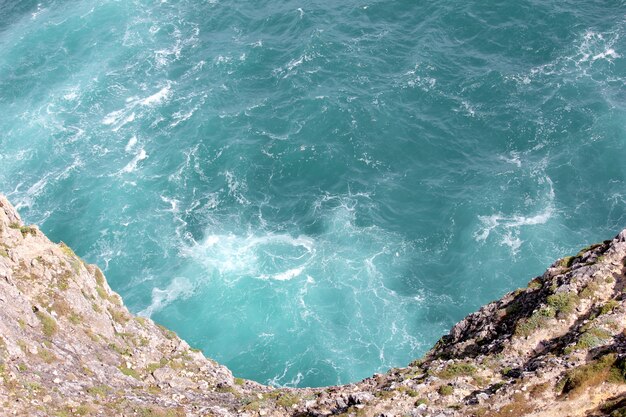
[1,194,625,416]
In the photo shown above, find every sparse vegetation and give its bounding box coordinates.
[515,307,555,337]
[57,271,71,291]
[69,312,82,324]
[118,364,140,380]
[438,362,476,379]
[59,242,76,258]
[580,281,599,299]
[9,222,36,237]
[156,324,176,340]
[482,393,533,417]
[51,298,72,317]
[145,358,168,374]
[600,300,619,315]
[108,307,130,324]
[135,405,185,417]
[242,400,261,411]
[94,268,105,286]
[59,243,82,273]
[556,353,626,398]
[276,393,300,408]
[558,256,575,268]
[215,384,237,394]
[38,348,57,363]
[438,385,454,396]
[547,292,579,316]
[96,286,108,300]
[87,384,111,397]
[397,386,418,397]
[565,327,612,354]
[35,310,58,338]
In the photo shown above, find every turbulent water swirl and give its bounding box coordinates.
[0,0,624,386]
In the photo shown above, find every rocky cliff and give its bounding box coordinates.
[1,194,625,417]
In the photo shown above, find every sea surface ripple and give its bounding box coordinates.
[0,0,624,387]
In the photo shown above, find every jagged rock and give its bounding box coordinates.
[348,391,375,405]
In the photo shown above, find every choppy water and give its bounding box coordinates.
[1,0,625,387]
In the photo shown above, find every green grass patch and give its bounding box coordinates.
[437,362,476,379]
[527,278,542,290]
[600,300,619,315]
[276,393,300,408]
[108,307,130,324]
[558,256,575,268]
[19,226,37,237]
[156,324,177,340]
[35,310,58,338]
[96,286,108,300]
[38,348,57,363]
[547,292,579,316]
[565,327,612,354]
[136,406,185,417]
[59,243,82,273]
[557,353,626,398]
[57,271,71,291]
[580,282,599,299]
[145,358,169,374]
[94,268,105,286]
[438,385,454,396]
[397,386,418,397]
[87,384,111,397]
[9,223,37,237]
[118,364,140,380]
[515,307,555,337]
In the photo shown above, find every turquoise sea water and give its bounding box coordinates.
[0,0,625,387]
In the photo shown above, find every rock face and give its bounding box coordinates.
[0,194,625,416]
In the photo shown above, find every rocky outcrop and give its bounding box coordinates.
[0,194,625,416]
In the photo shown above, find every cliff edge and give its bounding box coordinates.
[1,194,625,417]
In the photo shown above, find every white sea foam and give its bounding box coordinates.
[474,176,555,252]
[160,195,179,213]
[125,135,138,152]
[222,170,250,205]
[101,82,174,132]
[500,152,522,167]
[183,232,315,282]
[102,109,124,125]
[592,48,620,61]
[121,148,148,173]
[63,89,79,101]
[140,85,171,106]
[270,267,304,281]
[140,277,194,317]
[512,27,622,84]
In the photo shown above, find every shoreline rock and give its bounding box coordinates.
[1,194,625,416]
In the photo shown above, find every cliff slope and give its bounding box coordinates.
[1,194,625,417]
